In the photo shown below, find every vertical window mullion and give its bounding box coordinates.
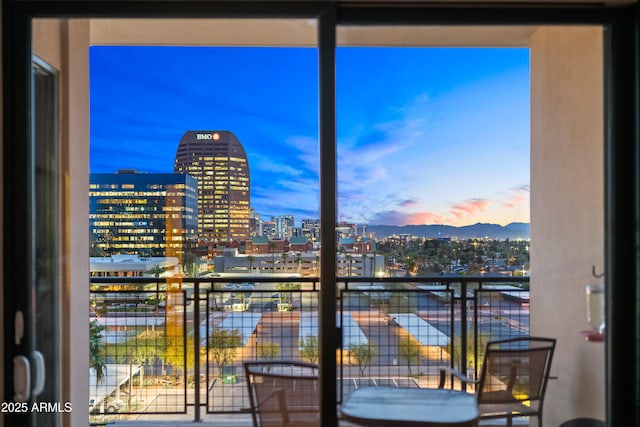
[318,4,338,427]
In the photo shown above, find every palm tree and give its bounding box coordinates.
[269,242,277,272]
[90,319,107,385]
[281,252,289,273]
[247,255,255,273]
[371,251,377,276]
[295,253,302,274]
[148,264,164,279]
[346,254,353,276]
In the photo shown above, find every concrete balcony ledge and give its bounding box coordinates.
[107,414,253,427]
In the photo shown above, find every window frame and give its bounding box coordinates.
[3,2,638,427]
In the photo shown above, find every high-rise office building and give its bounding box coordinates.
[174,130,250,243]
[89,170,198,256]
[273,215,294,239]
[301,218,321,242]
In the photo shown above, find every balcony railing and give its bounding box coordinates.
[88,275,529,424]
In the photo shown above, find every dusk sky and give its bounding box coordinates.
[90,46,530,227]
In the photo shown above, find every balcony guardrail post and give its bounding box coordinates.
[460,279,468,391]
[193,279,201,422]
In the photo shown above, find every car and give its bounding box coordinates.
[105,398,124,413]
[90,397,123,414]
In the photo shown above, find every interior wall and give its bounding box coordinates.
[530,26,605,424]
[65,20,90,427]
[89,18,318,46]
[33,18,91,427]
[0,2,4,426]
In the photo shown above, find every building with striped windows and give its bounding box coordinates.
[89,170,198,257]
[174,130,251,244]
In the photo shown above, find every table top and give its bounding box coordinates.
[340,386,479,427]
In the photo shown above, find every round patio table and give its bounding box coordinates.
[340,386,479,427]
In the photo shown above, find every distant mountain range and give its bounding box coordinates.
[367,222,530,240]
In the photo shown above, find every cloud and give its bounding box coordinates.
[368,210,445,226]
[335,90,441,212]
[252,154,303,177]
[248,134,321,218]
[399,198,421,208]
[90,47,529,227]
[500,185,530,209]
[284,135,320,176]
[450,199,491,219]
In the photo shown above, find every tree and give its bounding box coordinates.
[164,336,206,378]
[281,252,289,273]
[256,341,281,360]
[182,251,198,277]
[89,320,107,384]
[129,329,166,388]
[208,328,243,378]
[89,243,104,257]
[346,254,353,276]
[148,264,164,279]
[276,282,300,310]
[247,255,255,273]
[397,336,421,377]
[370,252,377,277]
[294,253,302,274]
[269,242,278,271]
[299,335,319,364]
[451,332,490,374]
[349,343,376,377]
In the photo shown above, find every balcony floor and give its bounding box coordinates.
[106,415,362,427]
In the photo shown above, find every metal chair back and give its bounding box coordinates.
[476,336,556,427]
[244,360,319,427]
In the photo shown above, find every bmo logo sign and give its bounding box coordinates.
[196,132,220,140]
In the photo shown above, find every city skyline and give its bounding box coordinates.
[90,46,530,227]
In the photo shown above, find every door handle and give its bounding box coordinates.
[31,350,46,397]
[13,355,31,402]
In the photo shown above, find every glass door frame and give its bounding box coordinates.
[3,2,638,427]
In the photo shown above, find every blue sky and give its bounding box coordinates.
[90,46,530,227]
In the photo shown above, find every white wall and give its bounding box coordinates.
[33,18,91,427]
[0,1,4,424]
[530,26,605,424]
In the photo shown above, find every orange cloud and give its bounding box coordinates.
[370,210,443,225]
[450,199,491,219]
[501,185,530,209]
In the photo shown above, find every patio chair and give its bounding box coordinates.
[244,360,320,427]
[439,336,556,427]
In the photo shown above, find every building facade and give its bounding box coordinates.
[301,218,320,242]
[89,170,198,257]
[174,130,251,243]
[273,214,294,239]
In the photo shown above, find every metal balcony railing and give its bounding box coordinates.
[88,275,529,423]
